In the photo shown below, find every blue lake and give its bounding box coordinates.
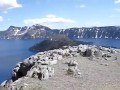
[0,38,120,83]
[0,39,44,83]
[76,38,120,48]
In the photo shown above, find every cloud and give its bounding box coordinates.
[0,0,22,11]
[0,16,3,22]
[75,4,86,9]
[114,0,120,4]
[24,14,75,25]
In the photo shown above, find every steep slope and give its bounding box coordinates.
[0,25,120,39]
[0,24,54,39]
[55,26,120,39]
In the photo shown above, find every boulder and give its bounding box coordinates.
[67,67,76,74]
[109,49,116,54]
[88,55,94,60]
[47,67,54,77]
[102,53,111,58]
[26,64,54,80]
[71,53,79,57]
[115,56,117,60]
[57,55,63,60]
[27,68,39,78]
[40,68,49,80]
[94,50,102,57]
[37,59,57,65]
[37,60,49,65]
[68,60,78,67]
[82,49,92,57]
[66,60,81,77]
[15,62,22,68]
[49,60,57,65]
[67,66,81,77]
[12,61,34,81]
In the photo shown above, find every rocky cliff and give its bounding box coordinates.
[1,44,120,90]
[0,25,120,39]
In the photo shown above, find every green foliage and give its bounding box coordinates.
[29,35,79,52]
[29,35,93,52]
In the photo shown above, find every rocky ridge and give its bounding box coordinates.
[1,44,120,90]
[0,24,120,39]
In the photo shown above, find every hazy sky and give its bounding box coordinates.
[0,0,120,30]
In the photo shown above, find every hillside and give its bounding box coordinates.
[0,24,120,39]
[29,35,79,52]
[29,35,93,52]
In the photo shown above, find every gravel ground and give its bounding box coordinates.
[11,51,120,90]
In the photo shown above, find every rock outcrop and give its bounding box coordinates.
[67,60,81,77]
[1,44,120,90]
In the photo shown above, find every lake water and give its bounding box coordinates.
[76,38,120,48]
[0,39,44,83]
[0,38,120,83]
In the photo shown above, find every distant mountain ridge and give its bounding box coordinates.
[0,24,120,39]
